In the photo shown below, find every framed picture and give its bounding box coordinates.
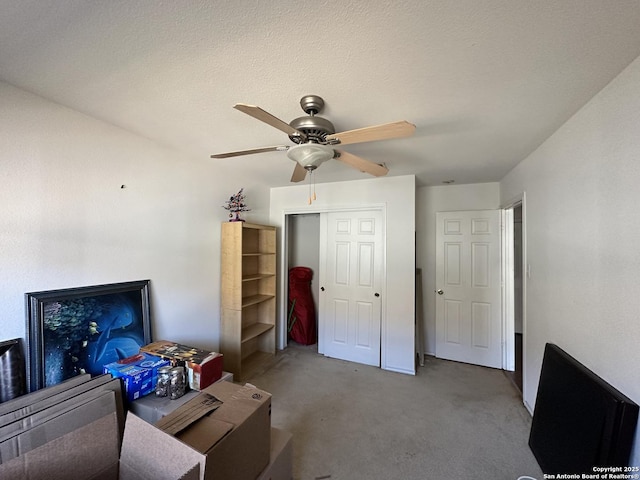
[25,280,152,392]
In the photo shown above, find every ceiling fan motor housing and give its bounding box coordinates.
[289,115,335,144]
[288,95,335,144]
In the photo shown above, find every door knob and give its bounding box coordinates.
[321,287,325,291]
[375,293,380,297]
[436,289,444,295]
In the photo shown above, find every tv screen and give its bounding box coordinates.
[529,343,638,474]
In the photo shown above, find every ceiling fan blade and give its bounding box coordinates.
[210,145,289,159]
[290,163,307,183]
[335,150,389,177]
[234,103,307,141]
[326,120,415,146]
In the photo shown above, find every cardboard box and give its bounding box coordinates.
[0,409,204,480]
[140,341,223,391]
[0,374,113,428]
[155,381,272,480]
[0,376,125,450]
[0,394,122,479]
[0,374,92,416]
[129,371,233,424]
[0,372,204,480]
[103,352,171,402]
[120,413,203,480]
[257,427,293,480]
[0,389,118,464]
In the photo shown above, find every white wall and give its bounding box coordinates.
[270,175,416,374]
[415,183,500,355]
[501,56,640,465]
[0,81,271,354]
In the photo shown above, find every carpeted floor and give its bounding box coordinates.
[247,344,543,480]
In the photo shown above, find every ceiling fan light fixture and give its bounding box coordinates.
[211,96,415,182]
[286,143,334,169]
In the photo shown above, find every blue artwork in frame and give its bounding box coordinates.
[25,280,152,392]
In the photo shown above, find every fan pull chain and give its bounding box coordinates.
[307,170,317,204]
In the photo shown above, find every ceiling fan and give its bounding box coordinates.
[210,95,416,183]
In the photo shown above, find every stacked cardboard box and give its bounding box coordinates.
[155,381,272,480]
[0,374,196,479]
[153,380,294,480]
[0,373,292,479]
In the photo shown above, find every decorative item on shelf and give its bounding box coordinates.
[222,188,251,222]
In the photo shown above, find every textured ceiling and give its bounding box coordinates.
[2,0,640,187]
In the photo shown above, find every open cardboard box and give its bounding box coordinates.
[120,412,204,480]
[155,381,272,480]
[0,381,272,480]
[0,402,203,479]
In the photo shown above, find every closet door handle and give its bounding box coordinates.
[321,287,325,291]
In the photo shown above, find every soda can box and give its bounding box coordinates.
[103,352,171,401]
[140,340,223,391]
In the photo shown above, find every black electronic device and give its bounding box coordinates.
[529,343,638,474]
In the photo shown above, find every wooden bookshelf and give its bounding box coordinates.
[220,222,276,380]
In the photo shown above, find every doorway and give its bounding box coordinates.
[284,209,385,367]
[511,205,524,392]
[320,210,383,366]
[502,201,525,396]
[286,213,321,350]
[434,209,503,368]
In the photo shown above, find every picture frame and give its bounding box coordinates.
[25,280,152,392]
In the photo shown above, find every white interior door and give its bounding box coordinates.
[435,210,502,368]
[320,210,383,366]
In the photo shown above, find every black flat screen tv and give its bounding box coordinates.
[529,343,638,474]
